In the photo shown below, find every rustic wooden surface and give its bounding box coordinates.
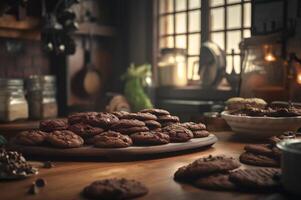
[0,131,288,200]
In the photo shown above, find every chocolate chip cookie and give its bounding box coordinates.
[120,112,157,121]
[194,173,236,190]
[193,130,210,138]
[229,168,281,190]
[162,124,193,142]
[47,130,84,148]
[86,112,119,128]
[144,120,161,130]
[68,112,97,125]
[130,131,170,145]
[181,122,206,131]
[174,155,240,181]
[15,130,47,146]
[114,126,149,135]
[269,131,296,145]
[39,119,68,132]
[83,178,148,200]
[140,108,170,116]
[68,123,105,138]
[93,131,132,148]
[157,115,180,124]
[239,152,280,167]
[112,111,130,119]
[111,119,145,129]
[244,144,275,157]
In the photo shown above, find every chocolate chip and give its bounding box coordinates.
[35,178,46,187]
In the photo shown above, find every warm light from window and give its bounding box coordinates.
[264,53,277,62]
[297,73,301,85]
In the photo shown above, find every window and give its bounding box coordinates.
[157,0,251,83]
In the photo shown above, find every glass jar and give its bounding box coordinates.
[26,75,58,120]
[158,48,187,87]
[0,79,28,122]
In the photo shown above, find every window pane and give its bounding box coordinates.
[176,13,187,33]
[176,0,187,11]
[188,56,200,80]
[226,55,241,74]
[189,10,200,32]
[189,0,200,9]
[227,0,240,4]
[160,0,174,13]
[226,31,241,53]
[211,32,224,50]
[210,0,224,7]
[159,15,174,35]
[244,3,251,27]
[176,35,187,48]
[211,8,224,30]
[160,37,174,48]
[227,5,241,29]
[188,34,200,55]
[243,29,251,38]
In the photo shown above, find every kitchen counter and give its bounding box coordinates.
[0,132,287,200]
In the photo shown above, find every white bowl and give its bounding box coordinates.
[221,111,301,138]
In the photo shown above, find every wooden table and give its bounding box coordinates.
[0,132,288,200]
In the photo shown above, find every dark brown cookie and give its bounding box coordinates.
[15,130,47,146]
[47,130,84,148]
[112,111,130,119]
[269,131,296,145]
[181,122,206,131]
[174,155,241,181]
[140,108,170,116]
[157,115,180,123]
[162,124,193,142]
[83,178,148,200]
[130,131,170,145]
[194,173,236,190]
[193,130,210,138]
[244,144,274,156]
[144,120,161,129]
[229,168,281,189]
[111,119,146,129]
[239,152,280,167]
[93,131,132,148]
[39,119,68,132]
[68,112,97,125]
[114,126,149,135]
[161,122,176,127]
[86,112,119,128]
[120,112,157,121]
[68,123,105,138]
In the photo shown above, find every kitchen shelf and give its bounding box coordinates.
[75,22,115,37]
[0,15,41,40]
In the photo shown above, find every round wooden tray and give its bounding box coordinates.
[8,134,217,159]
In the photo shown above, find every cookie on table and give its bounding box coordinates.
[47,130,84,148]
[144,120,161,130]
[114,126,149,135]
[39,119,68,132]
[15,130,47,146]
[86,112,119,128]
[140,108,170,116]
[192,130,210,138]
[68,123,105,138]
[181,122,206,131]
[269,131,296,145]
[93,131,132,148]
[229,168,281,190]
[83,178,148,200]
[244,144,275,157]
[157,115,180,124]
[130,131,169,145]
[111,111,130,119]
[174,155,240,181]
[162,124,193,142]
[194,173,236,191]
[111,119,145,129]
[120,112,157,121]
[239,152,280,168]
[68,112,97,125]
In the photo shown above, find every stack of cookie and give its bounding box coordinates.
[174,155,281,191]
[180,122,209,138]
[239,132,296,168]
[140,109,180,127]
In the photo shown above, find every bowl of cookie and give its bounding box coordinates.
[221,98,301,138]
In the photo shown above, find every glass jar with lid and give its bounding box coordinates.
[0,79,28,122]
[26,75,58,120]
[157,48,187,87]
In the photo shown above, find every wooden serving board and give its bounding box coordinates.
[8,134,217,159]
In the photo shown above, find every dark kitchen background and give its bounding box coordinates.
[0,0,300,122]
